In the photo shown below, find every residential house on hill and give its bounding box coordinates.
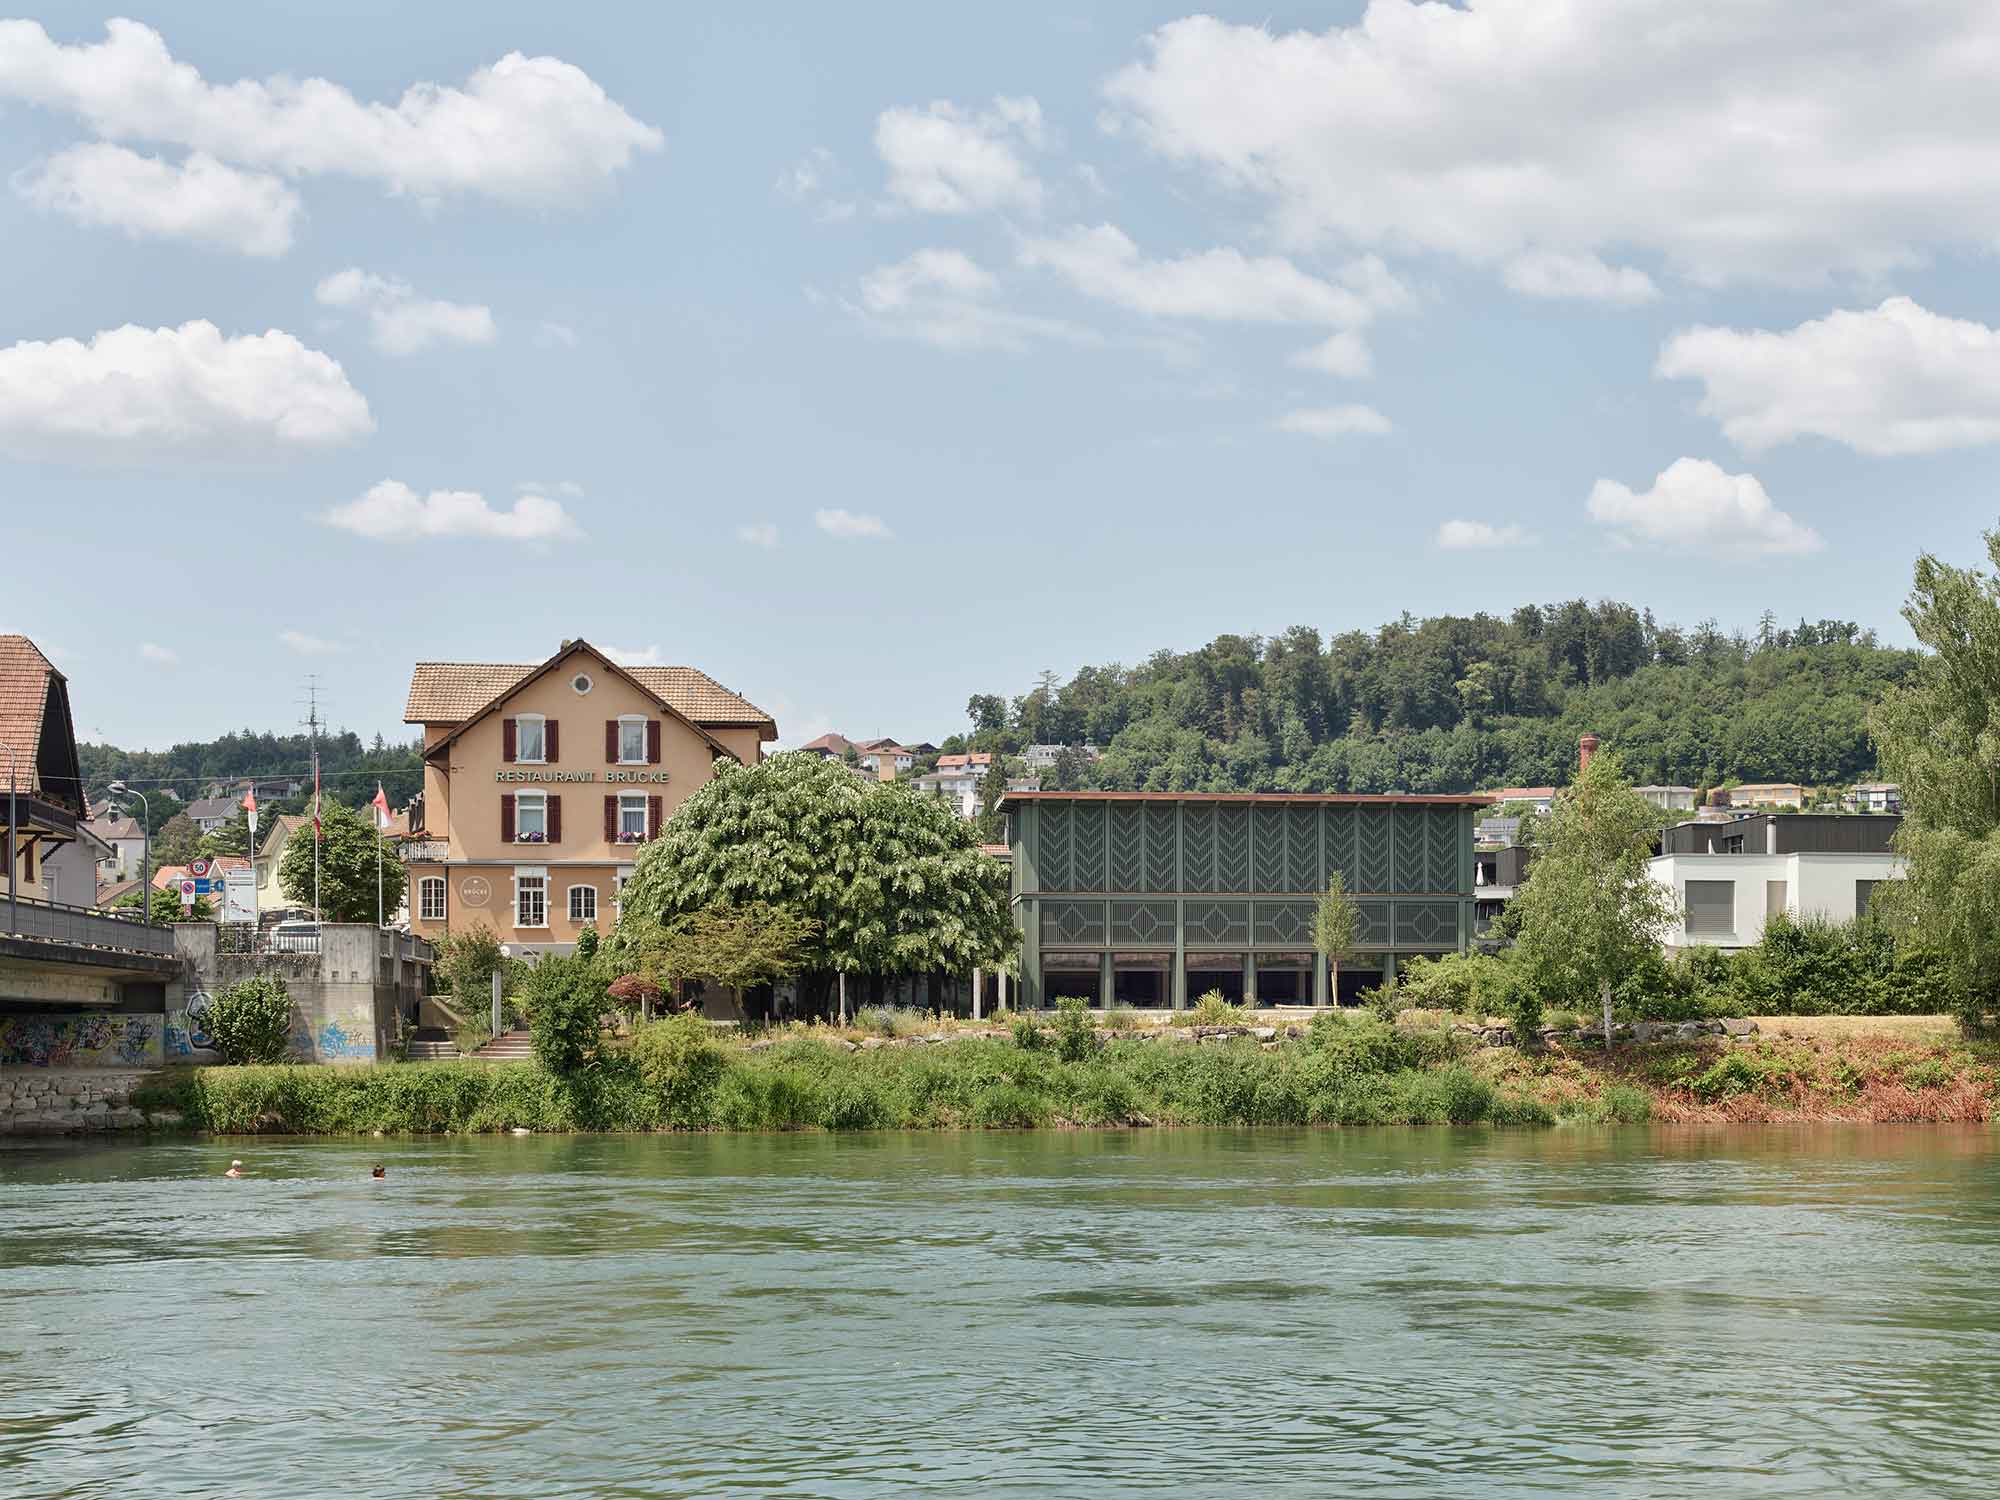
[1023,743,1102,771]
[1652,814,1902,951]
[913,752,993,819]
[85,815,147,882]
[183,794,239,833]
[1843,782,1902,814]
[1634,785,1698,812]
[1716,782,1808,811]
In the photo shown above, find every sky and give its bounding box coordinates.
[5,1,2000,752]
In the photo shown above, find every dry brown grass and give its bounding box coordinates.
[1746,1014,1958,1041]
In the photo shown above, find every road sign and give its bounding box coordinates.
[222,868,255,924]
[179,879,196,908]
[189,857,210,878]
[192,878,215,894]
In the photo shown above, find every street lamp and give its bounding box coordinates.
[108,781,151,924]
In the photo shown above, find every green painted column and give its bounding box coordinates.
[1099,949,1113,1010]
[1244,951,1256,1007]
[1172,897,1186,1010]
[1313,943,1329,1007]
[1021,898,1041,1010]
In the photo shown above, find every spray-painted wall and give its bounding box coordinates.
[0,1011,163,1069]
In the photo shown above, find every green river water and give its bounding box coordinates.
[3,1127,1998,1498]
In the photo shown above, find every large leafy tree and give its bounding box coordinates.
[617,754,1014,1013]
[1871,532,2000,1032]
[278,798,407,923]
[149,813,202,868]
[1503,750,1677,1045]
[630,902,820,996]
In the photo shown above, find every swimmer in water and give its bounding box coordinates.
[371,1165,385,1179]
[224,1160,243,1178]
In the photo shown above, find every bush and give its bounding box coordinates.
[1728,912,1945,1017]
[1186,990,1248,1027]
[855,1005,931,1037]
[206,975,294,1064]
[522,952,610,1076]
[1011,1013,1045,1050]
[1051,998,1099,1062]
[1361,980,1404,1025]
[629,1014,729,1127]
[1103,1005,1139,1031]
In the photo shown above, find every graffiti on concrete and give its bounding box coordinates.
[314,1018,375,1061]
[0,1013,162,1068]
[165,991,218,1059]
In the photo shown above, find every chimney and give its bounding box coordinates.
[1579,733,1599,774]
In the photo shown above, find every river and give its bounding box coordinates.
[3,1127,1997,1498]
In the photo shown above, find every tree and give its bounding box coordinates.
[1871,529,2000,1032]
[207,975,294,1064]
[520,948,609,1076]
[966,693,1008,734]
[197,811,251,858]
[1313,871,1360,1005]
[118,887,214,923]
[972,755,1013,845]
[277,799,407,923]
[631,901,820,1000]
[617,754,1015,1017]
[1503,750,1677,1045]
[150,814,202,868]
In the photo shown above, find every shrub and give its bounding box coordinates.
[1186,990,1248,1028]
[970,1081,1049,1128]
[1361,980,1404,1025]
[1103,1005,1139,1031]
[522,952,610,1076]
[1303,1010,1417,1077]
[1599,1084,1653,1123]
[1900,1057,1953,1090]
[1051,998,1099,1062]
[206,975,295,1064]
[1011,1013,1045,1050]
[629,1014,730,1127]
[855,1005,931,1037]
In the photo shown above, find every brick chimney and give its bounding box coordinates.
[1579,733,1599,773]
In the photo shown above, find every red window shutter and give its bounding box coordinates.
[647,720,662,765]
[606,720,618,762]
[545,719,560,763]
[648,795,663,839]
[503,718,517,763]
[548,795,562,844]
[501,794,516,843]
[604,795,617,842]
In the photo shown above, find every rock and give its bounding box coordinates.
[858,1037,886,1051]
[1251,1027,1278,1042]
[923,1034,949,1045]
[746,1039,777,1051]
[510,1126,533,1135]
[1259,1041,1280,1052]
[1722,1017,1759,1036]
[144,1111,186,1130]
[1674,1021,1707,1040]
[839,1040,860,1053]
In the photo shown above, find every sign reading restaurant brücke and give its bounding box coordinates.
[494,769,671,783]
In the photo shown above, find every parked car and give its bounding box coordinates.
[267,920,321,953]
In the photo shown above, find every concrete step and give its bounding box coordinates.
[406,1040,461,1060]
[471,1030,534,1060]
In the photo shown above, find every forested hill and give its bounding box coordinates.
[958,604,1919,794]
[77,729,424,815]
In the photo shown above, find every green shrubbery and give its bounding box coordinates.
[206,976,295,1065]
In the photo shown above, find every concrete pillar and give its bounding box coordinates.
[972,967,983,1021]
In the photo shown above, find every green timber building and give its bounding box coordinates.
[1000,791,1489,1009]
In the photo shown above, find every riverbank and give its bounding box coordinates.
[122,1014,2000,1135]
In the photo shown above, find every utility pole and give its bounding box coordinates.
[304,677,322,924]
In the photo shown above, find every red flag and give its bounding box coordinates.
[371,782,391,830]
[241,787,257,816]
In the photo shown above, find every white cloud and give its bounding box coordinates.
[278,630,344,655]
[851,248,1096,353]
[1102,4,2000,286]
[1436,519,1530,549]
[736,522,779,548]
[875,96,1045,215]
[139,642,178,665]
[0,320,371,460]
[534,321,579,349]
[0,19,662,203]
[1502,251,1658,305]
[324,480,581,542]
[815,508,892,539]
[1018,225,1406,327]
[1658,296,2000,457]
[315,268,496,355]
[601,644,664,666]
[1586,457,1821,554]
[13,144,300,256]
[777,146,856,222]
[1275,404,1392,438]
[1289,330,1372,378]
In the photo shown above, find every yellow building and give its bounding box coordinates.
[401,639,775,954]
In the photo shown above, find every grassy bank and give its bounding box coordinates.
[133,1013,2000,1135]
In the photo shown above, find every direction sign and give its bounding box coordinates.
[192,879,216,894]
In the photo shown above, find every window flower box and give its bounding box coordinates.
[615,831,645,844]
[515,831,547,843]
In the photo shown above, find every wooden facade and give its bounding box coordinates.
[1002,792,1487,1009]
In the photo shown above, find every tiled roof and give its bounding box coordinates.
[0,634,56,786]
[405,659,774,730]
[184,796,237,821]
[87,816,145,841]
[937,753,993,769]
[800,732,852,753]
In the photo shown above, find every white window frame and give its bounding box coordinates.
[514,867,549,929]
[515,791,548,843]
[419,876,447,922]
[516,713,547,765]
[613,865,634,919]
[618,792,649,839]
[568,884,598,924]
[618,714,648,765]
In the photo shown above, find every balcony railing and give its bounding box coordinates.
[1,896,177,956]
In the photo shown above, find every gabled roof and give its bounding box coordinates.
[184,795,237,821]
[0,634,81,804]
[937,753,993,769]
[800,732,854,754]
[87,816,145,841]
[416,640,752,763]
[406,651,775,736]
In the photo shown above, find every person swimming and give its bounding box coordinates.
[371,1165,385,1179]
[224,1160,243,1178]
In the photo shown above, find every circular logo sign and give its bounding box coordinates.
[460,876,492,909]
[189,857,210,877]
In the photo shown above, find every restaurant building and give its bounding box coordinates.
[402,639,776,955]
[1001,790,1487,1009]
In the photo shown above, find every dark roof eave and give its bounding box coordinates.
[997,791,1496,809]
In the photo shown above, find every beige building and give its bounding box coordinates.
[402,640,775,955]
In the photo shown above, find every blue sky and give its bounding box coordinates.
[6,2,2000,750]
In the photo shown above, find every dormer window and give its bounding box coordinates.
[516,714,546,764]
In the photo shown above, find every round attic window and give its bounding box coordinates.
[571,672,595,695]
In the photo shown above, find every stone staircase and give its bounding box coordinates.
[471,1029,534,1061]
[405,1026,460,1062]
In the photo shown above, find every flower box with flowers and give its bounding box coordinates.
[615,831,645,844]
[515,831,547,843]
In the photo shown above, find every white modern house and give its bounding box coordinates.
[1634,785,1698,812]
[1022,743,1102,771]
[1650,814,1903,951]
[1843,782,1902,814]
[912,752,992,819]
[85,814,147,880]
